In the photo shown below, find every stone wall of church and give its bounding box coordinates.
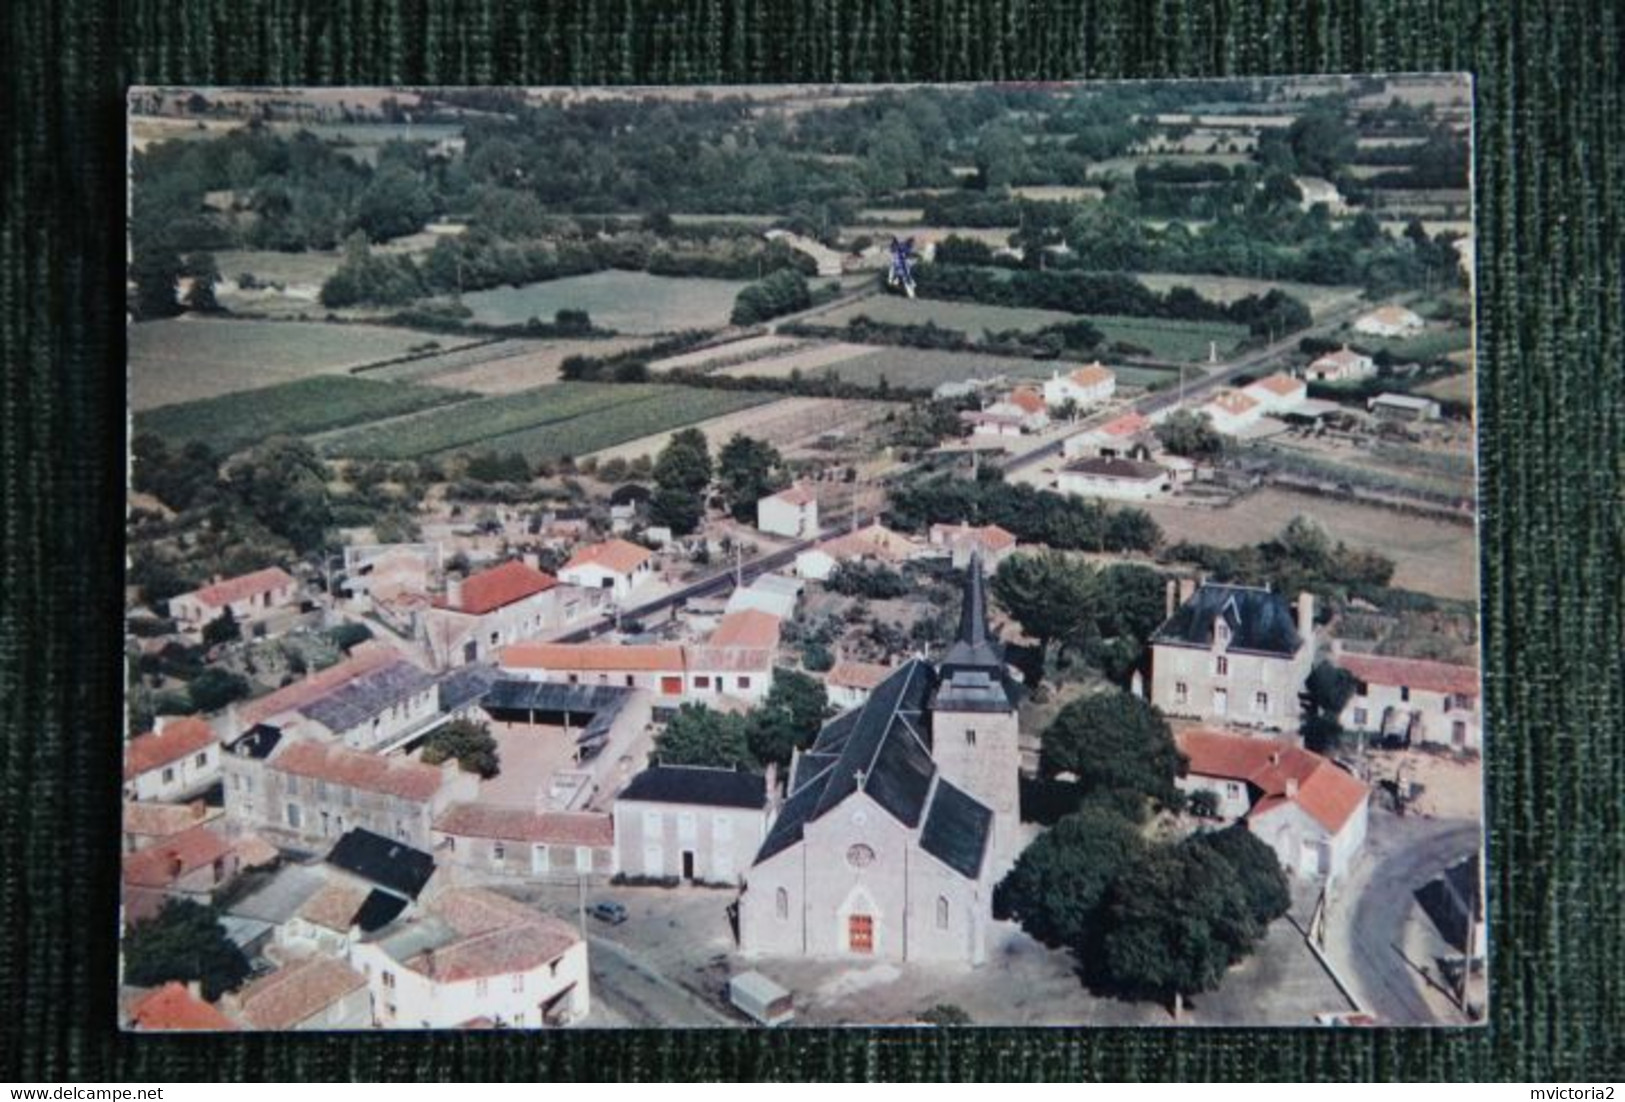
[931,706,1022,876]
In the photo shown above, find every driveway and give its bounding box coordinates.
[1320,809,1482,1024]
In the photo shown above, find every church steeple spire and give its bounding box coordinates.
[940,552,1004,675]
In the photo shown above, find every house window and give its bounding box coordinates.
[1226,782,1242,798]
[475,978,489,996]
[286,803,302,829]
[286,776,299,796]
[1254,691,1269,714]
[194,752,208,767]
[567,673,580,685]
[382,971,395,989]
[493,842,506,863]
[1453,720,1469,744]
[549,960,560,978]
[512,974,525,993]
[775,887,788,919]
[1400,686,1411,703]
[965,728,977,747]
[161,767,175,784]
[737,676,751,690]
[513,1012,525,1027]
[695,676,711,690]
[625,675,635,688]
[575,847,593,873]
[1215,656,1229,676]
[1353,707,1368,727]
[935,896,950,930]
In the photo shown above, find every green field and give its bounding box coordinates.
[725,344,1177,392]
[813,296,1249,361]
[457,271,751,334]
[319,381,775,461]
[129,317,476,410]
[136,376,472,454]
[1357,327,1473,363]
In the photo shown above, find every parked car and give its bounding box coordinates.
[588,900,628,925]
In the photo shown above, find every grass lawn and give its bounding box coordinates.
[319,381,774,462]
[128,316,478,410]
[136,376,472,455]
[456,270,751,333]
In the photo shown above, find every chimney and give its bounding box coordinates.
[1285,777,1299,799]
[1297,592,1315,643]
[1165,578,1179,619]
[523,551,540,571]
[186,980,204,1001]
[446,574,464,610]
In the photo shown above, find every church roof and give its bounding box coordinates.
[918,779,994,879]
[940,555,1004,674]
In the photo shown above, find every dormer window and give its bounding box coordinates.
[1215,619,1232,647]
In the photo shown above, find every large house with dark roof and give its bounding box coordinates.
[613,765,772,885]
[1149,581,1315,730]
[737,561,1019,965]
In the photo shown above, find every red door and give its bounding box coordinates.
[848,914,874,954]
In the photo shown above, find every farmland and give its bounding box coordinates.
[1349,326,1473,363]
[136,376,471,455]
[815,296,1078,335]
[128,317,479,410]
[318,381,774,462]
[1131,273,1365,320]
[369,336,657,393]
[581,397,896,463]
[456,271,751,333]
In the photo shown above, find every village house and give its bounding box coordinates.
[1176,729,1371,881]
[122,799,220,854]
[279,881,377,957]
[1304,344,1377,382]
[1293,176,1349,214]
[124,715,221,802]
[224,953,371,1031]
[1149,581,1315,730]
[959,409,1026,440]
[1056,456,1173,501]
[169,566,299,640]
[1368,393,1443,423]
[927,523,1017,573]
[991,386,1051,430]
[325,827,441,908]
[558,538,656,603]
[757,485,820,539]
[823,659,895,710]
[1242,372,1309,414]
[738,564,1019,965]
[224,737,478,851]
[227,642,438,753]
[122,823,240,925]
[125,982,237,1032]
[1061,410,1155,461]
[424,557,579,668]
[340,543,437,608]
[433,805,616,881]
[1335,651,1482,750]
[614,765,773,885]
[726,573,803,619]
[349,888,589,1029]
[1353,304,1426,338]
[794,522,921,583]
[1041,362,1117,411]
[1200,388,1265,435]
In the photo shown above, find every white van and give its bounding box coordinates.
[728,970,794,1027]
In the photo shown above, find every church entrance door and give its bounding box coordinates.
[848,914,874,954]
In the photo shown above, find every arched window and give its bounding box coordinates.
[775,887,789,919]
[935,895,950,930]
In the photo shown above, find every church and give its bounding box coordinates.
[736,559,1022,965]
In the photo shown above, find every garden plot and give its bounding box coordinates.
[129,317,479,410]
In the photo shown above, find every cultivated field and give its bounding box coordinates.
[319,381,774,462]
[647,334,804,373]
[1132,273,1366,320]
[1416,371,1475,403]
[582,397,895,463]
[136,376,470,454]
[815,295,1077,335]
[713,341,878,379]
[1009,185,1105,202]
[371,337,657,394]
[456,271,751,333]
[1349,326,1473,363]
[129,317,478,410]
[1137,488,1479,601]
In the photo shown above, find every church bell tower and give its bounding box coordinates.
[929,553,1022,879]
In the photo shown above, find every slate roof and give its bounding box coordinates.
[437,663,499,713]
[619,765,767,810]
[918,779,994,879]
[1064,456,1168,481]
[356,889,410,932]
[223,724,282,761]
[297,659,436,733]
[1152,583,1303,657]
[325,829,436,900]
[479,679,633,746]
[939,558,1006,679]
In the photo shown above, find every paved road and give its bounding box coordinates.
[583,933,732,1027]
[1324,810,1481,1024]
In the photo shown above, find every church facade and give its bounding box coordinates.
[736,560,1022,965]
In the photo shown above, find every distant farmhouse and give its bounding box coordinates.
[1353,304,1425,338]
[169,566,299,640]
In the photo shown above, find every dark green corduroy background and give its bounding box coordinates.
[2,0,1621,1081]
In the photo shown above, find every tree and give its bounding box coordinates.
[122,899,251,1000]
[991,551,1100,671]
[649,486,704,537]
[746,668,829,768]
[201,608,241,648]
[1302,660,1357,753]
[731,268,811,325]
[654,704,754,770]
[1039,692,1186,810]
[131,243,184,320]
[187,667,251,713]
[326,622,374,652]
[826,562,908,600]
[1189,824,1292,930]
[224,437,332,553]
[1154,409,1227,461]
[354,164,434,242]
[653,427,712,496]
[182,252,221,312]
[1097,840,1261,1013]
[420,718,502,778]
[1097,563,1167,646]
[717,433,789,522]
[993,802,1145,952]
[918,1004,973,1026]
[1286,103,1357,179]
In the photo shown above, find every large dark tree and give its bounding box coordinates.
[991,551,1100,672]
[187,668,251,713]
[993,802,1145,951]
[1189,824,1292,929]
[1040,691,1186,811]
[745,668,829,769]
[123,899,251,1001]
[224,437,333,553]
[717,433,790,522]
[1154,409,1227,460]
[421,718,501,778]
[653,704,754,770]
[131,243,184,320]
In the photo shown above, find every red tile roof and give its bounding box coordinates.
[684,645,776,673]
[708,609,783,650]
[1207,389,1260,416]
[124,717,218,780]
[298,883,370,933]
[186,567,295,610]
[440,560,557,615]
[562,538,653,576]
[766,484,818,507]
[406,890,580,983]
[238,644,402,728]
[1338,653,1480,698]
[271,740,448,802]
[820,524,920,564]
[123,800,215,839]
[1094,411,1151,438]
[435,805,614,847]
[500,642,685,673]
[931,522,1016,551]
[1006,387,1047,415]
[128,983,236,1032]
[1249,373,1306,396]
[1177,729,1369,833]
[1068,363,1115,388]
[1360,304,1423,327]
[123,824,235,888]
[826,660,894,691]
[1312,346,1370,367]
[234,955,366,1030]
